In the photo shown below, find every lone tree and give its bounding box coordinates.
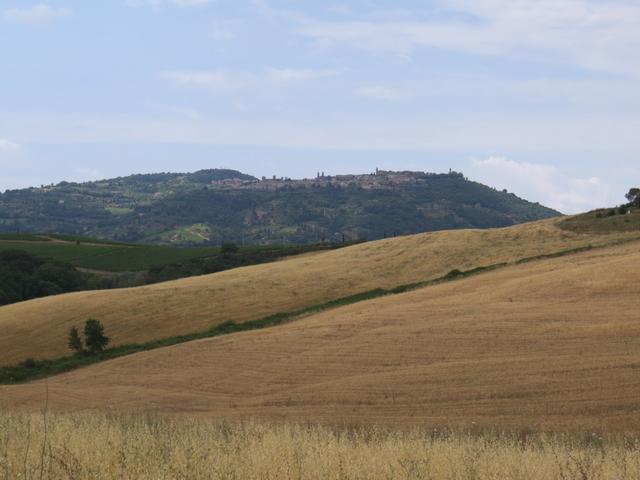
[626,188,640,208]
[83,319,109,354]
[68,326,84,353]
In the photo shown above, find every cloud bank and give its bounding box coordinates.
[470,156,616,214]
[298,0,640,77]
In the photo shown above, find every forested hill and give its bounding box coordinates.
[0,169,560,245]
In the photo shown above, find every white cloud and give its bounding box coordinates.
[161,68,338,88]
[355,86,412,101]
[265,68,337,83]
[126,0,214,8]
[297,0,640,77]
[0,139,21,169]
[470,156,616,214]
[0,139,20,153]
[3,4,70,24]
[160,70,247,89]
[5,111,640,153]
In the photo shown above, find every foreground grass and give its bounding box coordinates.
[1,412,639,479]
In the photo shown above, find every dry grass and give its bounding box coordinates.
[1,412,640,480]
[2,217,639,365]
[3,240,640,432]
[560,208,640,234]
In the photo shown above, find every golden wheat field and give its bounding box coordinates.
[3,239,640,433]
[1,412,640,480]
[1,217,639,365]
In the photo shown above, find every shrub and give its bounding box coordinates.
[446,269,463,279]
[68,326,84,354]
[21,358,36,369]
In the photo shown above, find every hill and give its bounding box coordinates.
[0,169,559,245]
[1,215,639,367]
[0,233,350,308]
[2,238,640,433]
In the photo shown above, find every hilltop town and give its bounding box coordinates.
[1,168,555,245]
[205,169,462,191]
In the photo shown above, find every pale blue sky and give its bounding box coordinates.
[1,0,639,213]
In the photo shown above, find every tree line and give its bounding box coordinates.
[0,250,85,306]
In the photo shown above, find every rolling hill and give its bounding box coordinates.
[0,169,559,245]
[1,214,639,368]
[0,233,349,311]
[2,237,640,432]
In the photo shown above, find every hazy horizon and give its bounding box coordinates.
[2,1,639,213]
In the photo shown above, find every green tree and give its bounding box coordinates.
[68,326,84,353]
[626,188,640,207]
[83,319,109,354]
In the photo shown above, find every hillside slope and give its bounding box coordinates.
[3,240,640,432]
[0,170,559,244]
[1,217,639,366]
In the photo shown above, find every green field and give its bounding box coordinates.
[0,233,53,242]
[0,234,350,272]
[0,234,221,272]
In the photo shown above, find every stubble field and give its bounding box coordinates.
[2,217,639,366]
[2,240,640,433]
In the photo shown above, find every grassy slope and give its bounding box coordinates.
[2,239,640,433]
[560,207,640,233]
[1,216,639,366]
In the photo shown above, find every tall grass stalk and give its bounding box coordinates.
[1,412,639,479]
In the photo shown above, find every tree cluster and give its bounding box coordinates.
[0,250,85,306]
[626,188,640,208]
[68,319,109,355]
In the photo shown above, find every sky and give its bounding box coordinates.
[1,1,639,213]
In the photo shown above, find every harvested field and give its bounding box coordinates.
[2,240,640,432]
[1,217,638,365]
